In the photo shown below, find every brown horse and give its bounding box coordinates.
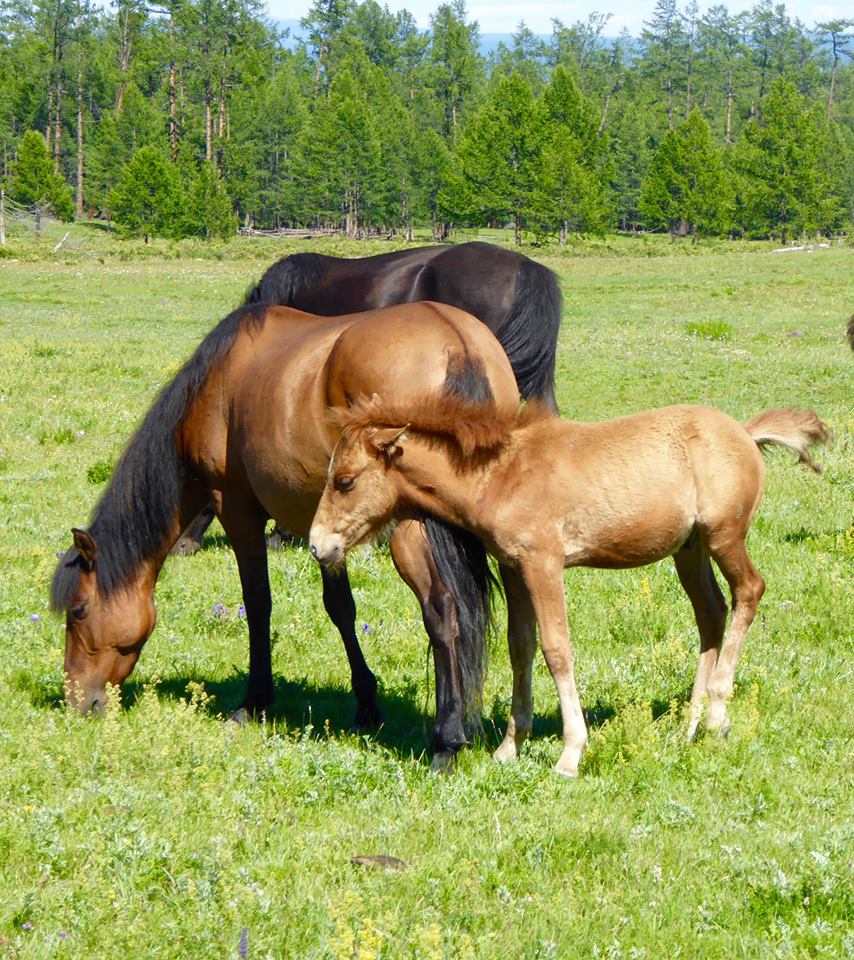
[310,394,828,776]
[51,302,519,764]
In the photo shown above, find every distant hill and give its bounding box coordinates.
[273,19,551,57]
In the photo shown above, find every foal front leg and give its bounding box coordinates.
[494,564,537,763]
[520,558,587,778]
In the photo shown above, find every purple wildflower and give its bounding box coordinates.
[29,614,40,623]
[56,550,65,559]
[238,927,248,958]
[237,605,246,619]
[212,603,226,617]
[22,922,32,930]
[361,622,373,634]
[58,931,68,940]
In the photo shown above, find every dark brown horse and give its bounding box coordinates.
[51,302,520,765]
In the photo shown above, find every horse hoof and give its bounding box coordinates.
[430,751,457,774]
[352,707,383,731]
[231,707,251,725]
[170,538,202,556]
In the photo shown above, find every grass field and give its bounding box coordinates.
[0,233,852,959]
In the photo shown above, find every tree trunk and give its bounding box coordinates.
[0,190,6,246]
[169,10,178,161]
[114,4,133,113]
[514,213,522,246]
[827,52,838,120]
[76,69,84,217]
[54,79,63,173]
[313,39,325,98]
[725,68,734,143]
[46,85,54,149]
[560,221,567,245]
[205,79,212,162]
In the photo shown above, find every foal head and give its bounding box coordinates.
[310,425,411,567]
[53,528,157,713]
[310,393,517,566]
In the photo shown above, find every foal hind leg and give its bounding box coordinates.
[319,565,383,730]
[390,521,468,770]
[673,541,728,740]
[494,564,538,763]
[705,538,766,735]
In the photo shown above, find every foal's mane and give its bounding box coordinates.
[337,393,548,458]
[50,304,267,611]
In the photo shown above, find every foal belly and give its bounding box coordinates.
[563,507,693,569]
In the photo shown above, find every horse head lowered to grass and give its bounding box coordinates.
[310,393,829,776]
[51,302,519,765]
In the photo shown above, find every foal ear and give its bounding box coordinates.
[368,425,409,455]
[71,528,98,569]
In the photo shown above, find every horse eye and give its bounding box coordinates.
[334,475,355,492]
[71,603,88,620]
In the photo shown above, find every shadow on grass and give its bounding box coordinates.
[21,669,689,763]
[20,669,437,762]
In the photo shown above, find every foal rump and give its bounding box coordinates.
[743,408,830,473]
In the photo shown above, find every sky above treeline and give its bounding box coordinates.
[264,0,847,36]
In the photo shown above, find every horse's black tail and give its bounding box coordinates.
[422,516,496,739]
[496,257,563,409]
[243,252,326,306]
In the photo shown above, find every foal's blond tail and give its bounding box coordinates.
[743,409,830,473]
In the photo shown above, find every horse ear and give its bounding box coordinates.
[72,528,98,569]
[368,425,408,455]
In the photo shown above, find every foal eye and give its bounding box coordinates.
[71,603,88,620]
[334,475,355,492]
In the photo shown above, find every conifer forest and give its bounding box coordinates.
[1,0,852,243]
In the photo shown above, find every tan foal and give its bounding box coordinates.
[311,399,828,776]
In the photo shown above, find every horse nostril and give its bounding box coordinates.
[309,543,319,559]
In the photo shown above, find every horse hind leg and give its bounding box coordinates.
[319,564,382,730]
[493,564,538,763]
[705,537,766,735]
[390,522,468,771]
[673,540,728,740]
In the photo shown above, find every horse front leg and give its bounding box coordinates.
[390,521,468,771]
[520,557,587,778]
[217,494,275,719]
[319,564,383,730]
[493,564,537,763]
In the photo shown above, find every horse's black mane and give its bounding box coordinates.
[50,304,267,611]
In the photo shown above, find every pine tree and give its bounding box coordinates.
[178,161,236,239]
[8,129,74,220]
[734,78,843,241]
[108,145,178,240]
[639,108,728,239]
[439,73,538,245]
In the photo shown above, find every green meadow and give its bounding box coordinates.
[0,231,852,959]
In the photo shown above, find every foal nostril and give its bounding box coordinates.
[309,543,319,559]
